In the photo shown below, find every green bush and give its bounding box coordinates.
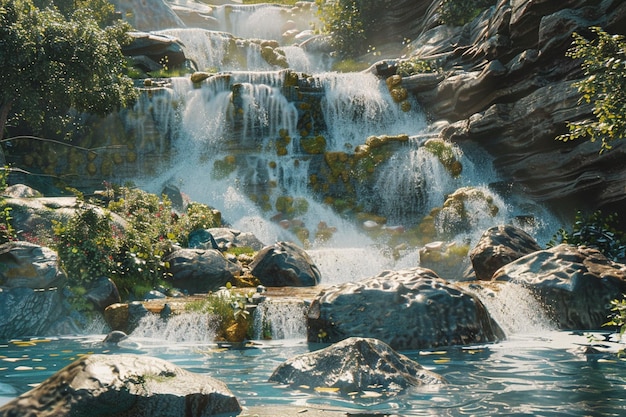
[315,0,377,58]
[557,27,626,153]
[52,185,222,300]
[0,166,15,244]
[439,0,496,26]
[548,210,626,261]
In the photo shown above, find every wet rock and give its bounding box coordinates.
[492,244,626,329]
[0,287,70,340]
[307,267,504,350]
[269,337,444,395]
[250,241,321,287]
[0,241,67,289]
[103,330,128,345]
[110,0,184,31]
[85,277,121,311]
[208,227,265,251]
[0,354,242,417]
[164,248,243,294]
[122,32,187,72]
[470,225,542,281]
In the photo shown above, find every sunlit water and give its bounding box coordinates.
[2,331,626,415]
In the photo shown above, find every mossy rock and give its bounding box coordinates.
[423,138,463,178]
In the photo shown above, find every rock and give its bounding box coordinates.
[188,229,219,250]
[104,303,130,332]
[1,184,42,198]
[122,32,187,72]
[103,330,128,345]
[110,0,184,31]
[0,287,70,340]
[307,267,504,350]
[0,241,67,289]
[164,248,243,294]
[269,337,445,395]
[85,277,121,311]
[406,0,626,213]
[469,225,542,281]
[250,241,321,287]
[492,244,626,329]
[190,71,212,84]
[128,301,150,332]
[208,227,265,251]
[0,354,242,417]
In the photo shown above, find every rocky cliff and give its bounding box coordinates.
[384,0,626,217]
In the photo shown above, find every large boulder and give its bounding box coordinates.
[0,241,66,289]
[85,277,121,311]
[250,241,321,287]
[470,224,542,281]
[0,354,241,417]
[307,267,504,350]
[269,337,444,395]
[492,244,626,329]
[164,248,242,294]
[0,287,70,340]
[0,241,72,340]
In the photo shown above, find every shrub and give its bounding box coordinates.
[439,0,496,26]
[315,0,377,59]
[556,27,626,153]
[0,166,16,244]
[548,210,626,261]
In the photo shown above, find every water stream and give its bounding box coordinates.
[2,1,625,414]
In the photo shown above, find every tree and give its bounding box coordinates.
[557,27,626,152]
[0,0,137,140]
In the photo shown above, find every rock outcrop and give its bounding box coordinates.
[250,241,321,287]
[381,0,626,216]
[492,244,626,329]
[269,337,445,396]
[0,241,73,340]
[164,248,243,294]
[307,267,504,350]
[0,354,242,417]
[470,224,542,280]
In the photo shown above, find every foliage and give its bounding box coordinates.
[605,298,626,339]
[439,0,496,26]
[396,58,439,77]
[0,166,16,243]
[52,207,117,286]
[185,287,254,342]
[0,0,137,140]
[315,0,378,58]
[51,185,222,300]
[548,210,626,261]
[556,27,626,153]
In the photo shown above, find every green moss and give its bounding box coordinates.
[301,135,327,154]
[423,139,463,177]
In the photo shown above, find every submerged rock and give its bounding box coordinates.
[307,267,504,350]
[269,337,444,395]
[250,241,321,287]
[470,224,542,281]
[493,244,626,329]
[0,354,242,417]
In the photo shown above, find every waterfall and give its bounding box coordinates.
[465,282,556,336]
[130,312,215,343]
[253,299,308,340]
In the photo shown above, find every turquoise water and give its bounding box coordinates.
[1,331,625,416]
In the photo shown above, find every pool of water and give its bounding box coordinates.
[1,331,625,416]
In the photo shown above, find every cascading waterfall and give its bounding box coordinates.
[253,299,308,340]
[130,312,215,343]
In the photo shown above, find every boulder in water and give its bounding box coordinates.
[0,354,242,417]
[492,244,626,329]
[269,337,445,395]
[86,276,121,311]
[250,241,321,287]
[307,267,504,350]
[163,248,243,294]
[469,225,542,281]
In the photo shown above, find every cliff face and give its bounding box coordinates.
[390,0,626,215]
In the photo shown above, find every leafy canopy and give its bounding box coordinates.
[557,27,626,152]
[0,0,137,139]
